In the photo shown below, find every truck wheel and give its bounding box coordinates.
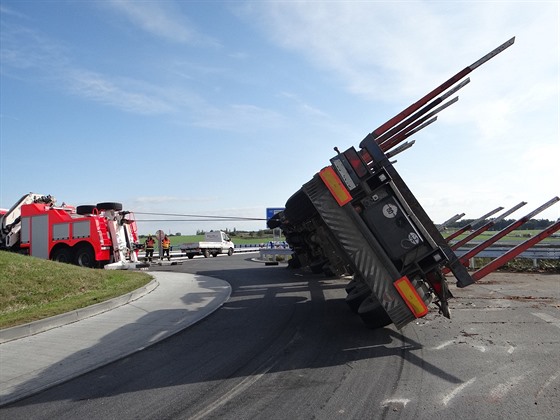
[51,247,73,264]
[287,254,301,269]
[284,189,317,224]
[228,248,233,256]
[211,252,218,257]
[96,202,123,211]
[74,244,96,268]
[187,254,194,259]
[203,249,209,258]
[310,260,326,274]
[358,296,392,329]
[322,265,336,277]
[76,205,97,215]
[345,283,371,313]
[345,278,359,293]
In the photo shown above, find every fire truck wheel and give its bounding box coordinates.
[51,247,73,264]
[74,244,96,268]
[76,205,97,215]
[96,202,123,211]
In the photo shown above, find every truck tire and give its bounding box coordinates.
[211,252,218,257]
[228,248,234,256]
[284,189,317,224]
[187,254,194,259]
[310,260,327,274]
[345,282,371,313]
[76,205,97,215]
[345,277,359,293]
[287,254,302,269]
[203,249,210,258]
[96,202,123,211]
[74,243,96,268]
[51,247,73,264]
[358,296,392,329]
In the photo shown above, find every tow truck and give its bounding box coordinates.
[0,193,147,270]
[268,37,560,329]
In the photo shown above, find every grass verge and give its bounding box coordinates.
[0,251,152,329]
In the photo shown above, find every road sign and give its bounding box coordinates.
[266,208,284,220]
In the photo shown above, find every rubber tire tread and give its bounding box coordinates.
[96,202,123,211]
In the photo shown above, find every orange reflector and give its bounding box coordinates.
[319,166,352,206]
[393,276,429,318]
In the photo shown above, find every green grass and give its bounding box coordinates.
[0,251,152,329]
[444,229,560,244]
[466,256,559,272]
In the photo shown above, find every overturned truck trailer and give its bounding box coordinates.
[268,37,560,330]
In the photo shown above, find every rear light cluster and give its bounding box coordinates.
[343,147,368,178]
[320,146,373,207]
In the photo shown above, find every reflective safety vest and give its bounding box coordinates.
[162,239,170,249]
[145,238,155,249]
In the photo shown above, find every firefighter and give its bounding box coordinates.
[145,234,155,262]
[162,235,171,261]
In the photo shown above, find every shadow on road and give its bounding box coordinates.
[4,261,462,411]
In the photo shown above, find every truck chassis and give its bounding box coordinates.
[269,37,559,329]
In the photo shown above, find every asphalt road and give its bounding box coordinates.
[1,253,559,419]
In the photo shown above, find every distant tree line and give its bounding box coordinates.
[445,218,555,231]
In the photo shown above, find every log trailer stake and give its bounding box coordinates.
[472,220,560,281]
[444,197,560,276]
[270,37,558,329]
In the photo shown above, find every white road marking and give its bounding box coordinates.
[442,377,476,406]
[189,332,301,419]
[189,365,274,420]
[536,370,560,399]
[381,398,410,408]
[489,374,525,400]
[432,340,454,350]
[532,312,560,328]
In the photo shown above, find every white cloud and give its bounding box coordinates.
[105,0,219,46]
[0,21,179,115]
[66,69,175,115]
[189,103,286,132]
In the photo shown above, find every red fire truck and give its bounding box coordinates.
[0,193,146,269]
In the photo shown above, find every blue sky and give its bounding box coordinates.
[1,1,558,235]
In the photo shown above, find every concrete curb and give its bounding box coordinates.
[0,278,159,344]
[0,273,231,406]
